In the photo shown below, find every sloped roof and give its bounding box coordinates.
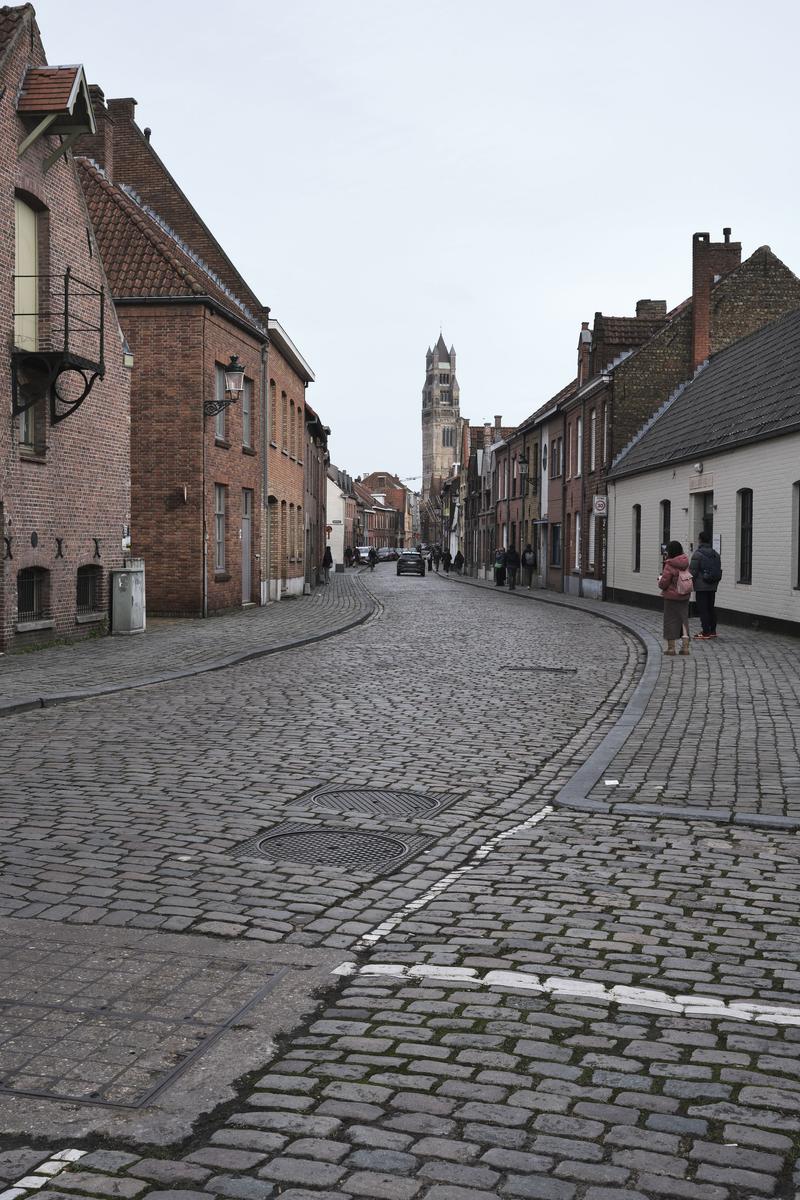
[609,306,800,479]
[77,158,266,335]
[18,64,82,112]
[596,315,667,346]
[0,4,28,58]
[516,377,578,431]
[435,333,450,360]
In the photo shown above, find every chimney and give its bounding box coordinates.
[74,84,115,178]
[691,228,742,369]
[483,420,492,447]
[494,414,502,432]
[577,320,591,386]
[106,96,137,124]
[635,299,667,319]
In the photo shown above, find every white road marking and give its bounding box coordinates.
[1,1151,87,1199]
[352,806,554,951]
[333,961,800,1026]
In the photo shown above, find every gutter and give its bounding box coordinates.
[113,293,268,344]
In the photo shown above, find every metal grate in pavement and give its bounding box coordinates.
[310,788,442,817]
[234,821,431,873]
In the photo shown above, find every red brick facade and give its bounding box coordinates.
[0,8,131,650]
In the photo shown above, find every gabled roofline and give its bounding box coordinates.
[268,318,315,383]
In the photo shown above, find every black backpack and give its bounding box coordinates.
[701,550,722,585]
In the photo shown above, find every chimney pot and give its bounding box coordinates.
[723,226,731,243]
[494,415,502,431]
[144,127,151,142]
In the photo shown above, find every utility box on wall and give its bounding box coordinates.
[111,561,146,635]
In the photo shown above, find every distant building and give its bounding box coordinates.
[421,334,461,542]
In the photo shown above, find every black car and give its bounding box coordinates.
[377,547,399,562]
[397,550,425,577]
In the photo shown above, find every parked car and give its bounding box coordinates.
[397,550,425,577]
[355,546,372,563]
[377,547,399,561]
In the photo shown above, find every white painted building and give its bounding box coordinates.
[606,309,800,633]
[325,465,348,567]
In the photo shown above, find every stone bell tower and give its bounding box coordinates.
[421,333,460,505]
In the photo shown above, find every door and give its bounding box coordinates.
[241,489,253,603]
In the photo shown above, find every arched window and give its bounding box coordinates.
[737,488,753,584]
[17,566,49,622]
[290,401,295,458]
[632,504,641,573]
[269,381,277,445]
[281,392,288,451]
[76,564,102,614]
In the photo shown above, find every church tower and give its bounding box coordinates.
[421,333,460,506]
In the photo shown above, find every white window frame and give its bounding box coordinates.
[214,485,226,571]
[576,416,583,478]
[242,377,252,447]
[215,365,226,440]
[588,513,596,567]
[589,409,596,472]
[574,511,581,571]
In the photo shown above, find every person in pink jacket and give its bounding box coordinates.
[658,539,692,656]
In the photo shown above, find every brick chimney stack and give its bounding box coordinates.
[635,299,667,319]
[577,321,592,386]
[74,85,115,178]
[494,414,503,433]
[691,228,742,369]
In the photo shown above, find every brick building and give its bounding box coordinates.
[360,471,413,547]
[303,400,328,589]
[76,91,318,612]
[1,6,131,650]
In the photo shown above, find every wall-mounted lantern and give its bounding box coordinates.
[203,355,246,416]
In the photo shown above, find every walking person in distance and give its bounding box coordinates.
[521,543,536,589]
[506,543,520,590]
[690,530,722,640]
[658,540,693,656]
[322,544,333,584]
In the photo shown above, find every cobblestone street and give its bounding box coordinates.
[2,570,800,1199]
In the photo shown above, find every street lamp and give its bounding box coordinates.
[223,354,245,399]
[519,450,528,547]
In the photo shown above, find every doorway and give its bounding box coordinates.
[241,489,253,603]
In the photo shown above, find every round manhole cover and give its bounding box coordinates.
[255,828,408,871]
[311,789,439,817]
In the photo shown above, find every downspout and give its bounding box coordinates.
[202,307,208,618]
[260,314,270,604]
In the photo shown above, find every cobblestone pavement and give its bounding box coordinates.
[446,573,800,822]
[0,573,374,714]
[2,569,800,1199]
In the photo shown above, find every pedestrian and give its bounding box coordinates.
[368,546,378,571]
[505,543,520,590]
[493,547,506,587]
[690,530,722,640]
[433,546,441,572]
[427,549,434,573]
[453,549,464,574]
[322,544,333,584]
[658,539,693,656]
[344,546,353,569]
[442,549,452,574]
[521,542,536,589]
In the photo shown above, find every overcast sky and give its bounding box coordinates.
[34,0,800,484]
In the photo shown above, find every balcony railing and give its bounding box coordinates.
[12,268,105,424]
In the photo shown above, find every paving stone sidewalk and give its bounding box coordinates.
[0,572,374,714]
[445,572,800,823]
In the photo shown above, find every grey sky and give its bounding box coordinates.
[34,0,800,484]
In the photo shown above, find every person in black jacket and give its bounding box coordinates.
[505,544,521,590]
[689,530,722,639]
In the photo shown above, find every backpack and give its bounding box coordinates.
[675,568,694,596]
[701,552,722,585]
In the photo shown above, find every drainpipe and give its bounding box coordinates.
[202,307,208,618]
[260,314,270,604]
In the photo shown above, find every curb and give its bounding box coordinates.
[441,572,800,833]
[0,599,376,721]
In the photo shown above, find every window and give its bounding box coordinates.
[290,401,296,458]
[565,424,572,479]
[17,566,49,622]
[551,524,562,567]
[15,197,45,453]
[588,514,596,567]
[281,391,288,451]
[737,488,753,584]
[574,511,581,571]
[576,417,583,477]
[269,380,277,445]
[589,410,597,472]
[242,377,252,447]
[441,390,450,404]
[442,426,454,447]
[76,564,102,615]
[550,436,563,478]
[660,499,671,549]
[439,373,450,385]
[602,403,609,464]
[214,365,226,440]
[289,504,295,558]
[214,485,226,571]
[297,506,304,560]
[632,504,641,572]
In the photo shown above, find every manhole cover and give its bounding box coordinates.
[234,822,431,873]
[311,789,439,817]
